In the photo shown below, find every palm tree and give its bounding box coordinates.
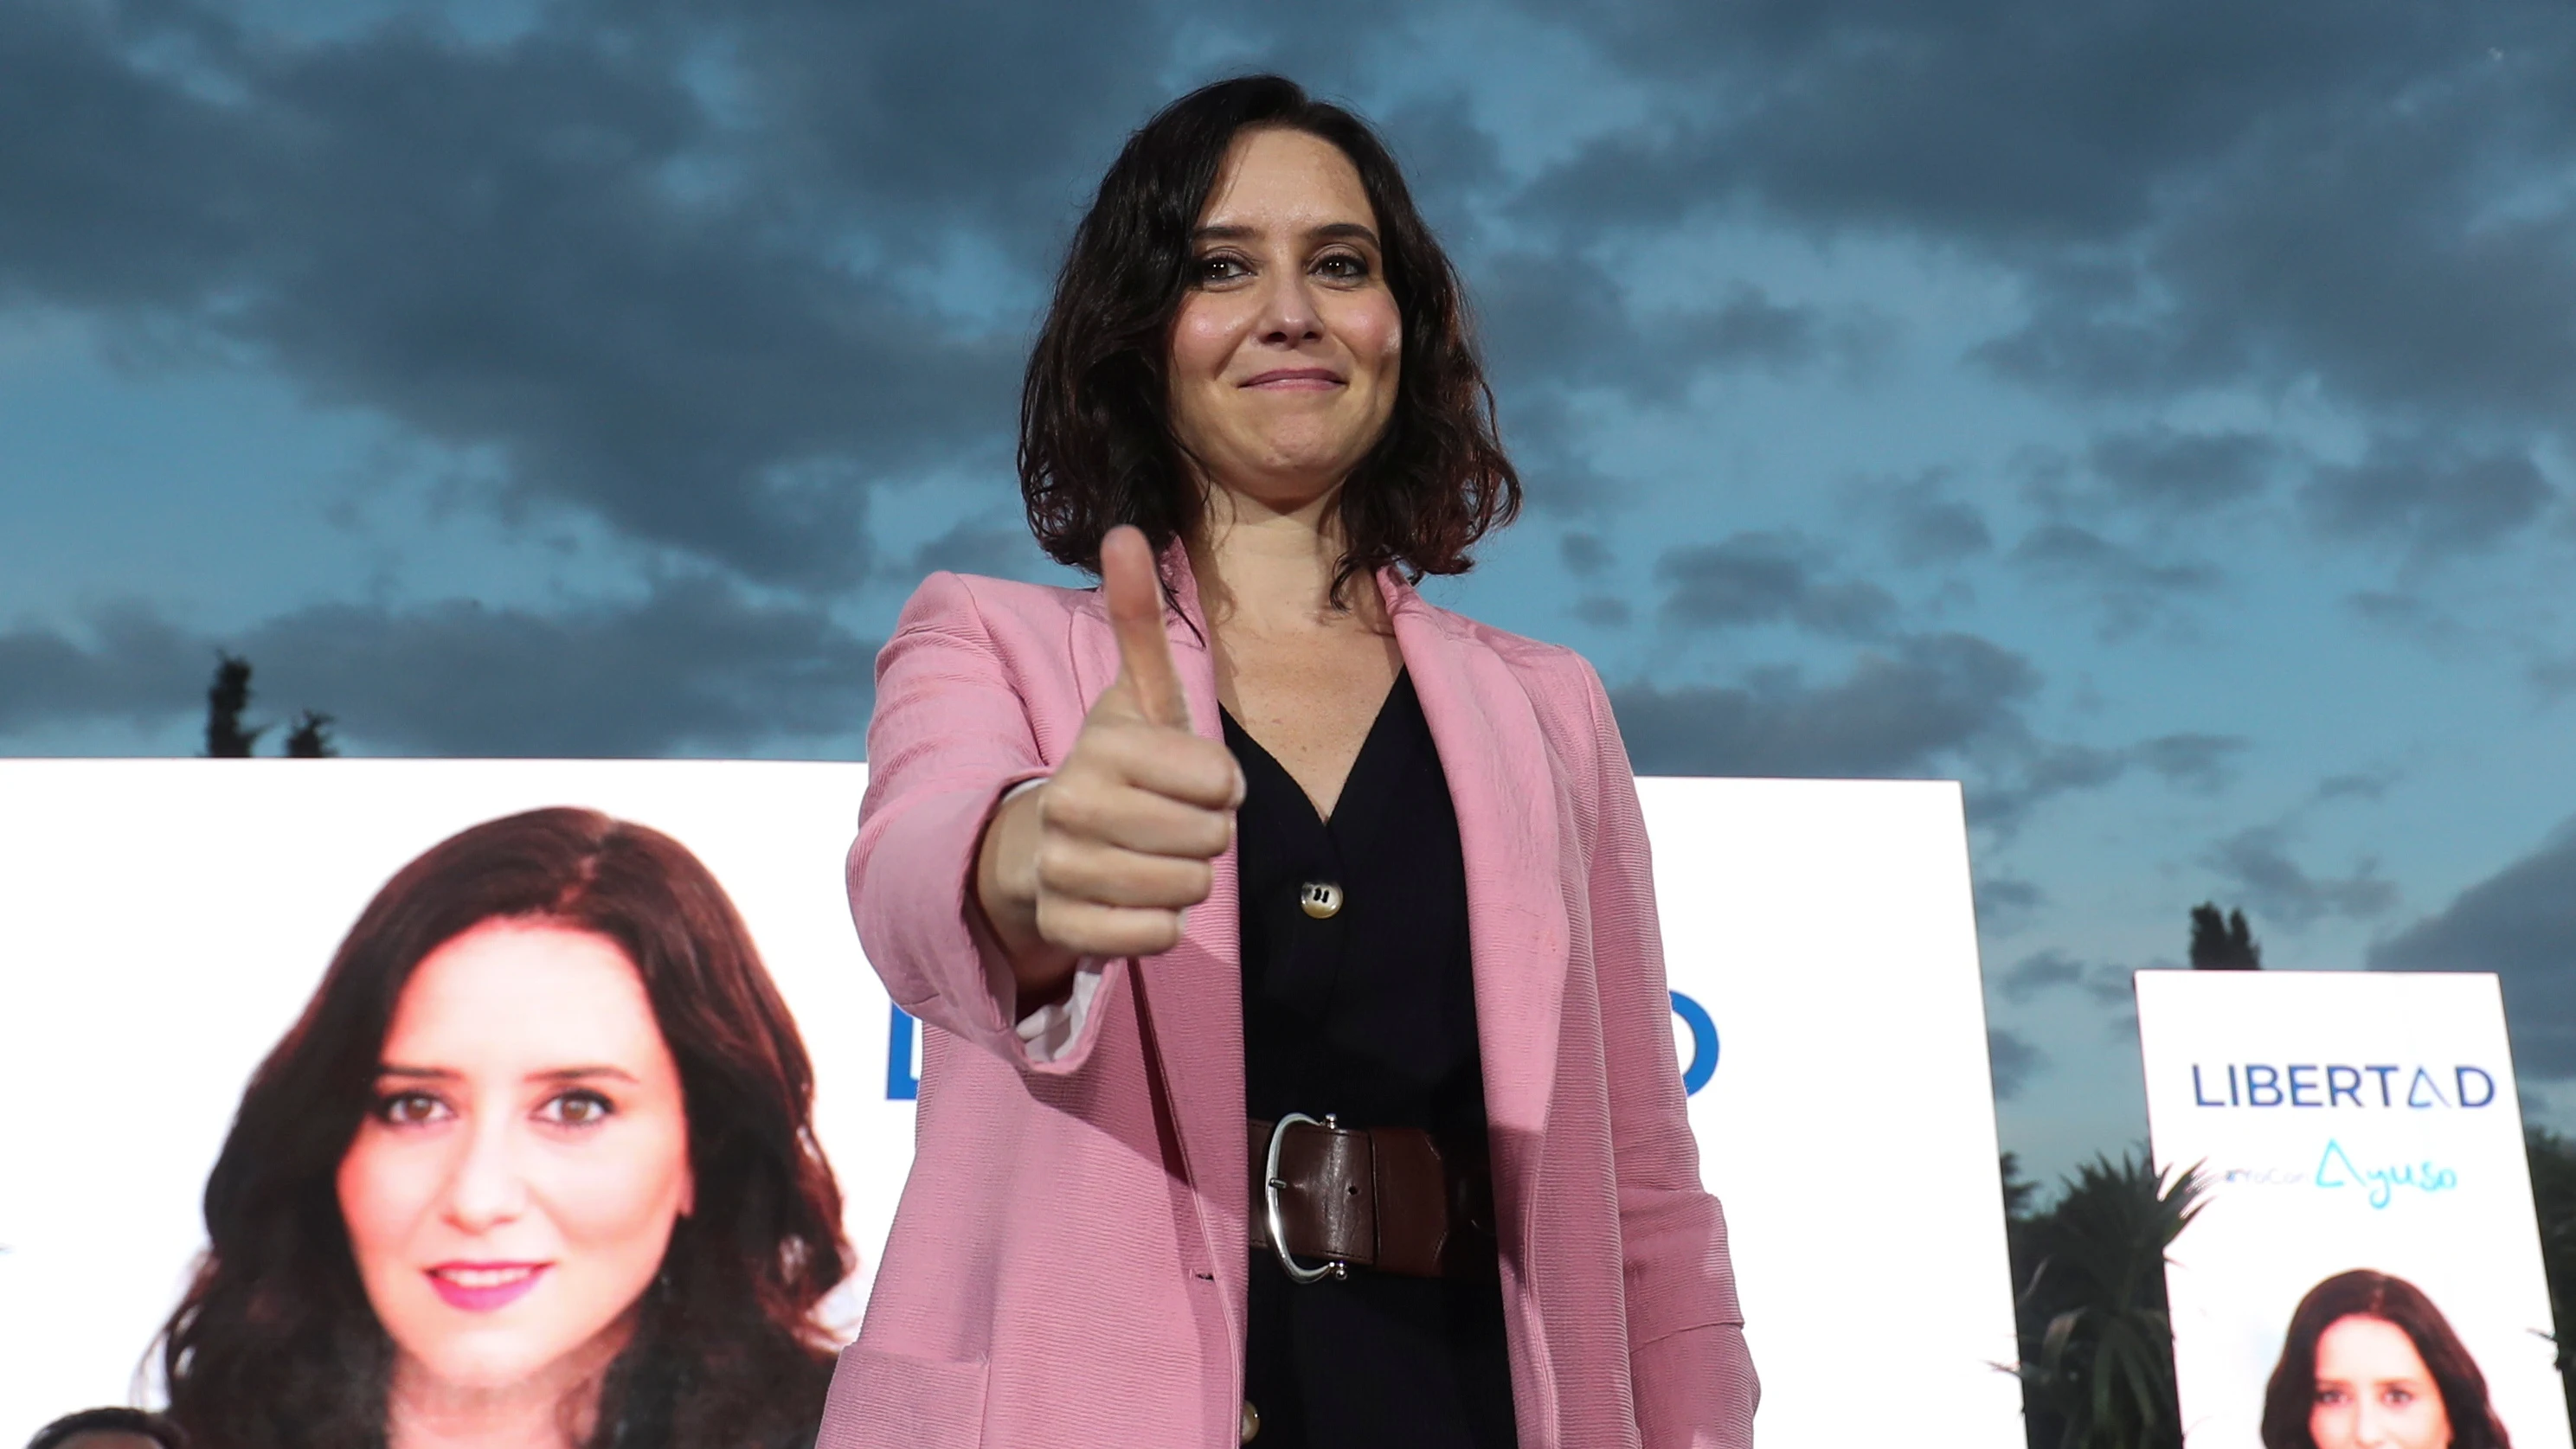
[2007,1151,2208,1449]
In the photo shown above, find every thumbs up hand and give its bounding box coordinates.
[974,526,1244,999]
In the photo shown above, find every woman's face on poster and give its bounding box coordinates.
[2310,1312,2453,1449]
[335,920,695,1393]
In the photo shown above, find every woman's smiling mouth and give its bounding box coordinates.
[426,1261,551,1312]
[1238,368,1343,389]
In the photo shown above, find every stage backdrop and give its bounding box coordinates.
[0,761,2018,1446]
[2138,970,2569,1448]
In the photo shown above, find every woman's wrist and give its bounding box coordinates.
[973,780,1081,1005]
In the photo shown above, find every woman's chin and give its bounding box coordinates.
[396,1327,611,1400]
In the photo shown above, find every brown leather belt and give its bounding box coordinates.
[1249,1116,1498,1280]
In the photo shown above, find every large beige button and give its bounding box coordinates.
[1240,1398,1261,1442]
[1298,882,1343,919]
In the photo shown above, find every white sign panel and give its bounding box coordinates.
[0,762,2016,1446]
[2138,970,2568,1449]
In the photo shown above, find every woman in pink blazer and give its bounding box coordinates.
[821,76,1755,1449]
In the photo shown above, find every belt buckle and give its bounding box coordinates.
[1263,1112,1349,1284]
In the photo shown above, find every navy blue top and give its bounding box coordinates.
[1226,670,1519,1449]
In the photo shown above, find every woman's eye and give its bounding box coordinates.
[2384,1387,2413,1406]
[2315,1387,2347,1405]
[374,1091,447,1126]
[540,1089,616,1126]
[1195,253,1249,284]
[1314,252,1369,280]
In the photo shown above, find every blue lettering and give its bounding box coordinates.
[887,1003,921,1101]
[2326,1066,2361,1107]
[1672,991,1719,1095]
[2367,1065,2399,1106]
[2193,1065,2226,1107]
[2289,1064,2322,1106]
[2407,1068,2451,1108]
[2229,1064,2242,1106]
[2314,1138,2461,1210]
[2245,1064,2284,1106]
[2458,1067,2496,1108]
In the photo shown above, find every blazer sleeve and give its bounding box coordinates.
[1575,657,1760,1447]
[850,572,1118,1076]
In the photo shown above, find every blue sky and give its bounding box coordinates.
[6,0,2576,1187]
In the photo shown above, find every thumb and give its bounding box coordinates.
[1102,525,1189,730]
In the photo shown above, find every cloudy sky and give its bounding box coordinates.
[7,0,2575,1185]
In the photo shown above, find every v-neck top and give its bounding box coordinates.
[1224,670,1519,1449]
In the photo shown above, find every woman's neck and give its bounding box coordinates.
[384,1328,627,1449]
[1187,482,1385,638]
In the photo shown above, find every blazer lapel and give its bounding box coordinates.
[1380,574,1571,1198]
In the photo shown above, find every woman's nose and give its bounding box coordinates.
[1255,270,1323,344]
[438,1113,529,1231]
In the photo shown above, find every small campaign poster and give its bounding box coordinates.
[2137,970,2570,1449]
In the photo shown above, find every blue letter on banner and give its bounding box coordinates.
[888,1003,921,1100]
[1672,991,1719,1096]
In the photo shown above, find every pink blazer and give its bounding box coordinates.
[819,554,1757,1449]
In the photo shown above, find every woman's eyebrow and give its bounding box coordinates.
[531,1064,641,1084]
[1190,221,1381,247]
[376,1064,459,1081]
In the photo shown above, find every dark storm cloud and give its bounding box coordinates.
[1608,632,2036,778]
[0,580,877,757]
[1523,1,2576,449]
[1995,949,2144,1009]
[1475,253,1837,406]
[2007,523,2220,638]
[2372,816,2576,1075]
[0,605,206,734]
[0,1,1022,588]
[1653,532,1896,638]
[2203,824,2397,929]
[2130,733,2245,794]
[1987,1027,2046,1101]
[1559,532,1614,577]
[1998,949,2083,1004]
[1974,874,2044,935]
[2299,440,2557,561]
[2086,426,2279,515]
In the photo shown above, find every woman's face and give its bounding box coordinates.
[2310,1313,2453,1449]
[337,918,694,1395]
[1168,125,1403,517]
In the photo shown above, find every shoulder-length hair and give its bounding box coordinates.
[1021,73,1519,604]
[158,807,850,1449]
[2259,1269,2510,1449]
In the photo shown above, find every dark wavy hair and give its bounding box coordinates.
[28,1407,184,1449]
[2260,1269,2509,1449]
[1020,74,1519,604]
[157,808,850,1449]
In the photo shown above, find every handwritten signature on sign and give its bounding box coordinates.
[2313,1138,2459,1209]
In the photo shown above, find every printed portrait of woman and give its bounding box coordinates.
[2260,1269,2511,1449]
[154,807,851,1449]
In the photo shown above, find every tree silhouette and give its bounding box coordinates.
[203,653,267,758]
[2006,1151,2207,1449]
[283,710,338,759]
[202,655,339,757]
[2187,903,2260,970]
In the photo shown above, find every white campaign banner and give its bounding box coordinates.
[0,761,2018,1447]
[2138,970,2569,1449]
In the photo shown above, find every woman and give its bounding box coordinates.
[2260,1270,2509,1449]
[158,808,851,1449]
[825,76,1754,1448]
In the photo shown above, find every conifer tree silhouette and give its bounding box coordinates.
[203,654,267,758]
[283,710,338,758]
[2187,902,2261,970]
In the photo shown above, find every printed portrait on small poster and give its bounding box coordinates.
[2137,970,2571,1449]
